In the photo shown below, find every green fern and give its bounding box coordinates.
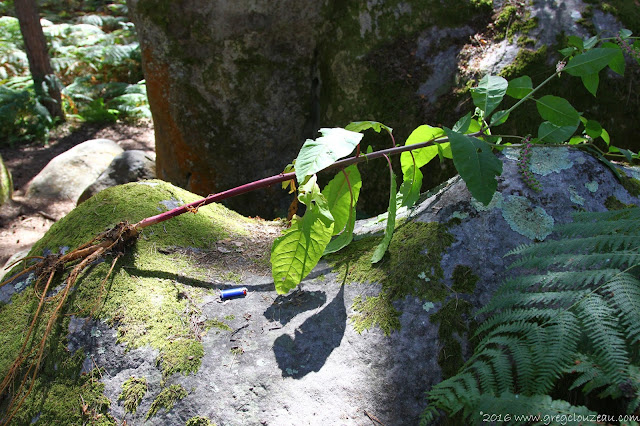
[423,207,640,424]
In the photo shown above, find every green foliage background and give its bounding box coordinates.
[0,0,149,145]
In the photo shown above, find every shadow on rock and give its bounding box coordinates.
[264,289,326,326]
[273,285,346,379]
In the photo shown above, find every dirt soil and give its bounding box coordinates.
[0,122,155,268]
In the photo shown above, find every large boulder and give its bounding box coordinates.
[128,0,638,217]
[77,150,156,204]
[0,154,12,206]
[1,149,638,424]
[26,139,123,202]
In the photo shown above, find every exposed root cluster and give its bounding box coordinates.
[0,222,139,425]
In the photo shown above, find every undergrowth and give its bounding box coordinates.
[0,0,148,145]
[423,207,640,424]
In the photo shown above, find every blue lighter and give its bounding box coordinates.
[220,287,248,300]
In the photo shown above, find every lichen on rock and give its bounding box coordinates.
[501,194,555,241]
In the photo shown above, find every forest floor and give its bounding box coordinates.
[0,122,155,268]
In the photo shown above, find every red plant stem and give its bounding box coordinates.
[134,132,474,231]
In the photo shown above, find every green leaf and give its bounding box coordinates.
[608,146,635,162]
[601,42,625,76]
[471,75,508,116]
[298,175,333,226]
[600,128,610,145]
[563,48,619,77]
[584,120,602,139]
[583,35,598,50]
[619,28,632,39]
[490,109,510,126]
[567,35,583,50]
[506,76,533,99]
[558,47,577,57]
[581,73,599,97]
[569,136,588,145]
[321,165,362,236]
[295,128,363,183]
[537,121,578,143]
[371,167,397,263]
[535,95,580,127]
[445,128,503,205]
[397,165,423,209]
[453,112,472,133]
[345,120,393,135]
[323,211,356,255]
[271,212,334,294]
[400,125,446,174]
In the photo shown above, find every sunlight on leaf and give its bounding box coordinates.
[295,128,363,183]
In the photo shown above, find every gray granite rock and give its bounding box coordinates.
[26,139,123,201]
[77,150,156,204]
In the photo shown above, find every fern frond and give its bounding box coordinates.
[577,294,629,385]
[424,207,640,422]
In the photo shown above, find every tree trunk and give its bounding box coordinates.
[14,0,65,121]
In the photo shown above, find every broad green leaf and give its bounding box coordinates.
[453,112,472,133]
[295,128,363,182]
[400,125,446,174]
[323,211,356,255]
[601,42,625,76]
[581,73,599,96]
[471,75,508,116]
[569,136,588,145]
[538,121,578,143]
[445,128,503,205]
[584,120,602,139]
[345,120,393,135]
[371,168,397,263]
[437,143,453,159]
[558,47,577,57]
[608,146,635,162]
[397,165,423,209]
[563,48,619,77]
[271,212,334,294]
[583,35,598,50]
[567,35,583,50]
[506,76,533,99]
[535,95,580,127]
[297,175,333,225]
[619,29,632,39]
[601,128,610,145]
[321,165,362,236]
[489,109,510,126]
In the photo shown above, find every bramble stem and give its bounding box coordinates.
[134,131,482,231]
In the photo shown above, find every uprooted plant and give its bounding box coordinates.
[0,29,639,424]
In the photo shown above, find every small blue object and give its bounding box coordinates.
[220,287,248,300]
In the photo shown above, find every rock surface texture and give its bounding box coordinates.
[25,138,123,201]
[1,149,639,425]
[77,150,156,204]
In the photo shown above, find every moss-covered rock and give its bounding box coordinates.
[0,154,12,206]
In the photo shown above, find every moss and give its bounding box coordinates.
[596,1,640,34]
[207,318,233,332]
[0,180,272,421]
[604,195,636,210]
[501,195,555,241]
[499,45,548,80]
[451,265,478,294]
[327,221,455,333]
[186,416,216,426]
[620,176,640,197]
[351,292,401,335]
[221,271,242,285]
[119,377,148,414]
[146,384,187,419]
[429,298,474,378]
[493,5,537,43]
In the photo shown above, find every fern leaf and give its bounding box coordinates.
[604,272,640,345]
[577,294,630,385]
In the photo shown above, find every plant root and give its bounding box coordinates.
[0,222,139,425]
